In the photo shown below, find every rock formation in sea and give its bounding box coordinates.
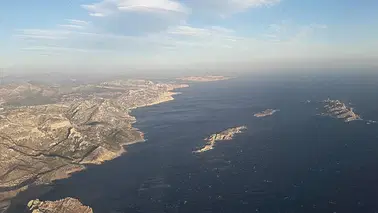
[321,99,361,122]
[0,79,188,212]
[194,126,247,153]
[27,197,93,213]
[254,109,278,117]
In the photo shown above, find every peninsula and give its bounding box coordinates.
[322,99,361,122]
[254,109,279,117]
[194,126,247,153]
[177,75,231,82]
[0,79,188,212]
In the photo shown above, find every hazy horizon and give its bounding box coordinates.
[1,0,378,71]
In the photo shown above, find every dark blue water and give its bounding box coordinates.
[11,73,378,213]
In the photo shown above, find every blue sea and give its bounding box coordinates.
[9,72,378,213]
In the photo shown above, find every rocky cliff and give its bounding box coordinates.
[322,99,361,122]
[0,79,188,212]
[27,198,93,213]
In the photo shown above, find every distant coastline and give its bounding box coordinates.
[177,75,232,82]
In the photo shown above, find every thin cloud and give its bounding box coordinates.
[117,0,189,13]
[15,29,71,40]
[235,0,281,8]
[90,13,106,17]
[183,0,281,16]
[167,25,235,38]
[59,24,85,29]
[210,26,235,33]
[82,0,189,17]
[11,0,338,67]
[66,19,90,26]
[58,19,91,30]
[81,0,188,35]
[21,46,90,53]
[263,20,328,42]
[15,22,243,58]
[81,2,114,17]
[292,24,328,41]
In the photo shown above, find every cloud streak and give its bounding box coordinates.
[80,0,189,35]
[15,29,71,40]
[59,24,85,29]
[82,0,189,17]
[14,19,330,67]
[167,25,234,37]
[184,0,281,16]
[66,19,90,26]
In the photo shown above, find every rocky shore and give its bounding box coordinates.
[194,126,247,153]
[27,197,93,213]
[0,79,188,212]
[322,99,361,122]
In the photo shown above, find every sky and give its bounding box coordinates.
[1,0,378,70]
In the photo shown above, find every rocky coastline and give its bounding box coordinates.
[0,79,188,212]
[27,197,93,213]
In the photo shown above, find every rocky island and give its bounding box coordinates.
[321,99,361,122]
[254,109,279,117]
[194,126,247,153]
[0,79,188,212]
[27,197,93,213]
[177,75,231,82]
